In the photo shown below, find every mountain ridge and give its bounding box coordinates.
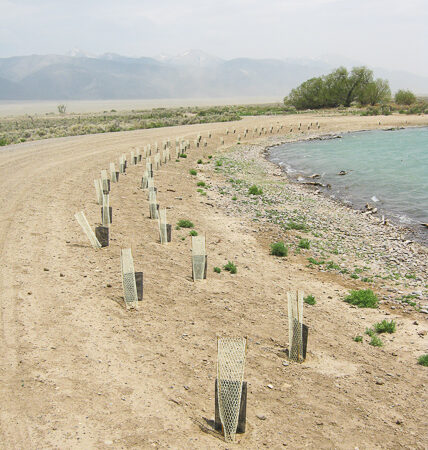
[0,50,426,100]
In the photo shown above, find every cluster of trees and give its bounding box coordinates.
[285,66,416,110]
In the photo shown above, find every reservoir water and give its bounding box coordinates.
[269,127,428,231]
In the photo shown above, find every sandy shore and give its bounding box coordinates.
[0,113,427,449]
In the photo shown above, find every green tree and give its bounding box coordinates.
[285,66,378,110]
[394,89,416,105]
[357,78,391,105]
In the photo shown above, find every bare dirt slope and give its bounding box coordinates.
[0,114,427,449]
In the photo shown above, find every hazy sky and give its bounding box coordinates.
[1,0,427,75]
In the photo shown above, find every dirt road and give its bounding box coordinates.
[0,115,427,449]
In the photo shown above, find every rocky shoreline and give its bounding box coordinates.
[205,132,428,314]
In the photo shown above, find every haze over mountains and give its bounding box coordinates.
[0,50,426,101]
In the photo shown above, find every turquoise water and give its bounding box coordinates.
[269,127,428,228]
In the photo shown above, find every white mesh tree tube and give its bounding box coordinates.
[158,208,168,244]
[149,189,158,219]
[120,248,138,309]
[74,211,101,249]
[217,337,247,442]
[100,169,109,193]
[192,235,206,281]
[110,162,117,182]
[94,179,102,204]
[288,290,304,362]
[102,193,110,227]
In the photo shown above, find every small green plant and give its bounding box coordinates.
[216,160,223,167]
[248,185,263,195]
[304,295,316,305]
[270,241,288,257]
[189,169,197,175]
[197,181,206,187]
[232,196,237,201]
[298,239,310,249]
[189,230,198,236]
[365,328,375,337]
[208,155,213,159]
[213,266,221,273]
[175,159,180,162]
[180,153,187,158]
[369,335,383,347]
[326,261,340,270]
[374,319,396,334]
[417,354,428,366]
[350,273,359,279]
[177,219,194,228]
[344,289,378,308]
[197,159,203,164]
[224,261,237,274]
[286,221,307,231]
[353,336,363,342]
[307,257,324,265]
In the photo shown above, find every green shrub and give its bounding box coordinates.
[270,241,288,257]
[248,185,263,195]
[216,160,223,167]
[344,289,378,308]
[213,266,221,273]
[350,274,359,279]
[326,261,340,270]
[197,159,203,164]
[208,155,212,159]
[395,89,416,105]
[374,319,396,334]
[286,221,307,231]
[177,219,194,228]
[298,238,310,249]
[180,153,187,158]
[353,336,363,342]
[307,257,324,265]
[417,354,428,367]
[369,335,383,347]
[232,196,237,201]
[304,295,316,305]
[365,328,375,337]
[189,169,197,176]
[224,261,237,274]
[197,181,206,187]
[189,230,198,236]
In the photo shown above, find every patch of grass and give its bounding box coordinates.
[350,273,359,279]
[344,289,379,308]
[208,155,213,159]
[286,221,307,231]
[326,261,340,270]
[353,336,363,342]
[223,261,237,274]
[180,153,187,158]
[213,266,221,274]
[177,219,194,228]
[197,159,203,164]
[369,335,383,347]
[298,238,310,249]
[197,181,206,187]
[232,196,237,201]
[374,319,396,334]
[417,354,428,366]
[404,273,416,279]
[304,295,316,305]
[248,185,263,195]
[189,169,197,176]
[216,160,223,167]
[365,328,375,337]
[270,241,288,257]
[189,230,198,236]
[307,257,324,265]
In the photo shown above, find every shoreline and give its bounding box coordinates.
[208,122,428,309]
[264,127,428,246]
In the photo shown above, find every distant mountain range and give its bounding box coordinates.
[0,50,426,100]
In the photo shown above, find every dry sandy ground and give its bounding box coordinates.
[0,114,427,449]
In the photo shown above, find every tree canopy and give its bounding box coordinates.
[285,66,391,110]
[394,89,416,105]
